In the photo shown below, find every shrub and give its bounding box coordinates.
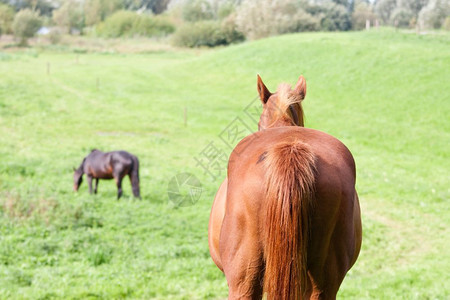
[133,15,175,37]
[97,10,135,37]
[48,28,62,44]
[235,0,322,40]
[294,12,321,32]
[317,2,352,31]
[172,21,228,47]
[97,10,175,38]
[235,0,273,39]
[220,13,245,44]
[0,3,15,36]
[12,9,42,46]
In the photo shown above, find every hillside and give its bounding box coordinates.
[0,30,449,299]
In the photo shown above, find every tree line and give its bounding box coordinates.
[0,0,448,47]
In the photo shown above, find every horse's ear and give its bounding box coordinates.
[257,74,271,104]
[294,75,307,100]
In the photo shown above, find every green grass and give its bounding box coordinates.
[0,29,449,299]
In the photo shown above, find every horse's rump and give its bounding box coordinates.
[224,126,358,298]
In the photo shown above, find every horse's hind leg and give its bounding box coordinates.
[114,175,123,199]
[129,173,140,198]
[94,178,99,194]
[220,211,264,299]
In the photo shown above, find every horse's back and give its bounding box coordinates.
[111,151,135,164]
[228,127,356,196]
[84,150,136,178]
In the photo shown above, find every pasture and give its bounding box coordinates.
[0,30,449,299]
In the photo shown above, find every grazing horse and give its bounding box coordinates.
[208,75,362,299]
[73,149,140,199]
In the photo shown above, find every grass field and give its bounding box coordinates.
[0,29,449,299]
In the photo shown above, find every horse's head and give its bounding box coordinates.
[73,168,83,191]
[257,75,307,130]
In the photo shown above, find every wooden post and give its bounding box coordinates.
[366,19,370,30]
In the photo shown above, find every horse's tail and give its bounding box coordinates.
[263,140,316,300]
[130,155,141,198]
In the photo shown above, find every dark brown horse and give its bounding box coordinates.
[73,149,140,199]
[208,75,362,299]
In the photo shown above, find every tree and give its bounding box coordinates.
[352,1,376,29]
[12,8,42,46]
[312,2,352,31]
[418,0,450,29]
[182,0,214,22]
[52,0,84,34]
[398,0,429,16]
[375,0,396,24]
[1,0,56,17]
[84,0,103,26]
[84,0,123,27]
[122,0,170,14]
[390,7,414,27]
[0,3,15,36]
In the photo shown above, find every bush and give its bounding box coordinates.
[133,15,175,37]
[48,28,62,44]
[96,10,175,38]
[317,2,352,31]
[171,21,226,47]
[0,3,15,36]
[236,0,320,40]
[235,0,328,40]
[235,0,273,39]
[97,10,135,37]
[12,9,42,46]
[220,14,245,44]
[294,12,321,32]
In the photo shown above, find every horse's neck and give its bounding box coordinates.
[77,158,86,173]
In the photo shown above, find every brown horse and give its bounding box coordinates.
[73,149,140,199]
[208,75,362,299]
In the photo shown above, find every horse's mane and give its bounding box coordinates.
[273,83,304,126]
